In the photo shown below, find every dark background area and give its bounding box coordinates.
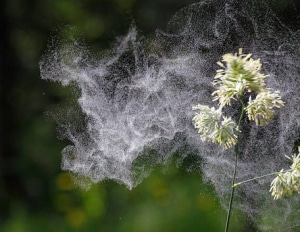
[1,0,300,231]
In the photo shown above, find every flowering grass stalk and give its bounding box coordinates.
[192,49,284,231]
[224,100,245,232]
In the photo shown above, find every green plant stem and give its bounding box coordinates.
[224,101,245,232]
[232,172,279,187]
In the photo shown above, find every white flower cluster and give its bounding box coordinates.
[213,49,284,126]
[246,90,284,126]
[270,149,300,200]
[213,48,266,106]
[192,105,237,149]
[192,49,284,150]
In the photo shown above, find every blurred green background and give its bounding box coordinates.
[1,0,299,231]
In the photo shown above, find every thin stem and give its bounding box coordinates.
[224,101,245,232]
[232,172,279,187]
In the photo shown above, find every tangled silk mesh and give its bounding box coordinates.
[40,0,300,230]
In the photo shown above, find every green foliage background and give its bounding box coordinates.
[1,0,298,231]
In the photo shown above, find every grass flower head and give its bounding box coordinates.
[270,150,300,200]
[246,89,284,126]
[192,104,237,149]
[213,48,267,106]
